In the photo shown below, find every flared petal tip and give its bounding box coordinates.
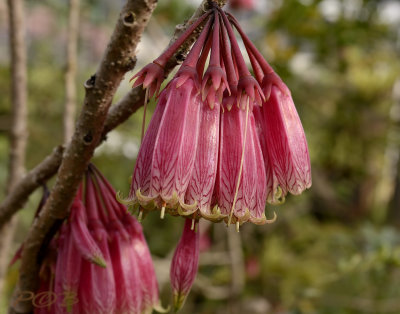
[226,207,250,227]
[250,212,277,225]
[136,189,159,210]
[200,206,227,222]
[116,190,136,205]
[178,201,198,216]
[92,255,107,268]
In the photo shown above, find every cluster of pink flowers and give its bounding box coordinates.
[25,5,311,313]
[122,5,311,228]
[33,165,165,314]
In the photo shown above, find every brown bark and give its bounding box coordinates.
[0,0,27,298]
[63,0,80,144]
[10,1,158,312]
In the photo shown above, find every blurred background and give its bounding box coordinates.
[1,0,400,313]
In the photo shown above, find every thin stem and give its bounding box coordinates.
[220,13,237,85]
[218,9,250,78]
[154,11,212,66]
[182,14,214,68]
[247,49,263,83]
[209,10,221,67]
[196,29,212,78]
[227,13,274,74]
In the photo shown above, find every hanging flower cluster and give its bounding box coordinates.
[121,4,311,229]
[33,165,165,314]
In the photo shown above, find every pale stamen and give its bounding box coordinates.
[160,203,166,219]
[228,97,250,226]
[138,209,143,222]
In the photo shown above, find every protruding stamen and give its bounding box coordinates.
[191,219,195,231]
[138,209,143,222]
[161,203,166,219]
[236,221,240,232]
[228,99,250,225]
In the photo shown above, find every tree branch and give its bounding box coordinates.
[9,0,158,312]
[0,146,64,230]
[0,0,27,298]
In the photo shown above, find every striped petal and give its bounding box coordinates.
[217,105,247,222]
[54,225,81,314]
[150,78,201,209]
[124,213,162,313]
[129,92,167,208]
[70,199,106,267]
[78,226,116,314]
[170,219,200,312]
[253,106,280,204]
[185,102,220,217]
[261,86,311,196]
[248,114,268,224]
[109,230,142,314]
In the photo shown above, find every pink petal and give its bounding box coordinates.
[109,230,142,314]
[185,102,220,217]
[54,225,81,314]
[170,219,200,311]
[150,78,201,207]
[124,213,161,313]
[217,105,246,221]
[78,227,116,314]
[253,106,278,203]
[130,92,167,206]
[70,199,106,267]
[261,86,312,196]
[248,114,268,223]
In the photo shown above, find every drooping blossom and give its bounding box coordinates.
[28,165,164,314]
[170,219,200,312]
[125,3,311,228]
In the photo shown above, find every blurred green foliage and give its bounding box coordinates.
[1,0,400,313]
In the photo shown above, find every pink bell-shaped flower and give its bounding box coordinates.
[170,219,200,312]
[259,86,312,199]
[29,165,164,314]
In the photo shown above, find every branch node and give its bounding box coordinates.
[84,74,96,90]
[83,131,93,144]
[123,11,136,27]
